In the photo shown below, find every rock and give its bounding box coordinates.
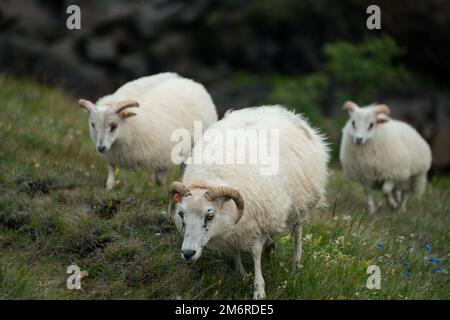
[432,120,450,171]
[0,0,59,39]
[134,2,185,38]
[118,53,150,79]
[151,32,192,75]
[85,37,118,62]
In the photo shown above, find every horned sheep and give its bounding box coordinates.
[339,100,432,213]
[168,106,329,299]
[78,73,218,188]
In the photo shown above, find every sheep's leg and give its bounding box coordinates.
[154,168,167,186]
[251,239,266,300]
[399,191,410,213]
[293,222,303,270]
[364,183,376,214]
[233,251,246,275]
[106,164,116,189]
[293,224,303,269]
[382,181,398,209]
[395,189,402,204]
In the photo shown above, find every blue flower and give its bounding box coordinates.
[434,266,445,272]
[425,244,432,251]
[402,260,410,268]
[405,272,412,278]
[428,257,442,264]
[376,242,384,249]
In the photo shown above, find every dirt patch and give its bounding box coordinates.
[15,173,58,197]
[61,228,115,256]
[89,198,122,219]
[124,261,156,287]
[0,208,30,229]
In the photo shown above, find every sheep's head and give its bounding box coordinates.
[168,181,244,262]
[78,99,139,154]
[343,100,390,145]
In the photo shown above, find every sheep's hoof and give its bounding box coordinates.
[386,198,398,209]
[106,181,116,189]
[253,288,266,300]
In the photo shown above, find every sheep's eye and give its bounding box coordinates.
[110,123,118,132]
[352,121,356,129]
[205,214,214,222]
[178,211,184,219]
[368,122,374,130]
[91,122,95,129]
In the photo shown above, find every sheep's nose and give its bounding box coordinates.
[97,146,106,153]
[355,137,363,145]
[182,249,196,260]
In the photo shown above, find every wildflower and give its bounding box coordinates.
[434,266,445,272]
[376,242,384,249]
[428,257,442,264]
[425,244,432,251]
[342,215,352,221]
[303,234,313,241]
[280,234,292,243]
[405,272,412,278]
[402,260,410,268]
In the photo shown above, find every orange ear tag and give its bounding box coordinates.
[121,111,129,118]
[173,194,182,203]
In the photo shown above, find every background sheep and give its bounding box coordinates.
[168,106,329,299]
[78,72,218,189]
[339,101,432,213]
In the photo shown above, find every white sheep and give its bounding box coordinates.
[339,101,432,213]
[78,73,218,188]
[167,106,329,299]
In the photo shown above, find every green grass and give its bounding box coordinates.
[0,75,449,299]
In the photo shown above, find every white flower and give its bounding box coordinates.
[304,234,313,241]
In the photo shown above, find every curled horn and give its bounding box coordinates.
[78,99,96,112]
[204,187,245,223]
[343,100,359,112]
[167,182,191,220]
[112,100,140,114]
[373,104,391,115]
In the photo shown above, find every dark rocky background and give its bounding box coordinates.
[1,0,449,170]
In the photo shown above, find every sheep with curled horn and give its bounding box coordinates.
[340,100,432,213]
[78,73,217,189]
[168,105,329,299]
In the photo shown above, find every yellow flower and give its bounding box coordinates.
[280,234,292,243]
[114,167,120,178]
[115,180,121,188]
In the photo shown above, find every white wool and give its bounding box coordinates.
[183,105,329,252]
[340,111,432,197]
[97,73,218,170]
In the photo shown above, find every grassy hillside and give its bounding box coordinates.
[0,75,448,299]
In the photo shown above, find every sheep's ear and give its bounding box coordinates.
[343,100,359,114]
[78,99,96,113]
[376,113,389,124]
[120,111,137,119]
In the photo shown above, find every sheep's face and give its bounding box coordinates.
[88,107,123,154]
[174,190,237,262]
[78,99,139,154]
[347,109,378,145]
[345,102,390,145]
